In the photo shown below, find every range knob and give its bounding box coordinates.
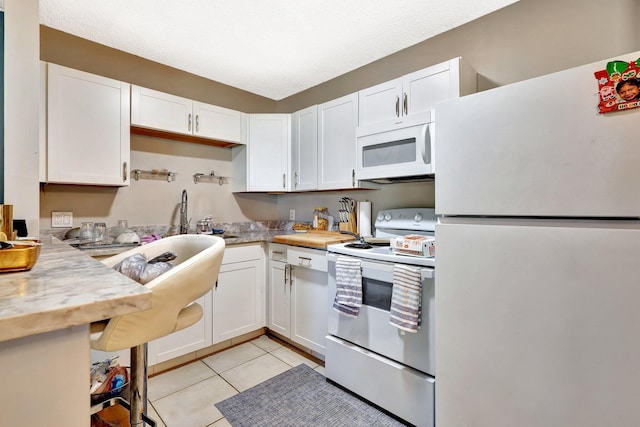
[414,213,423,222]
[377,213,385,222]
[384,213,392,221]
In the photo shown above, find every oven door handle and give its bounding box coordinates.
[329,253,434,280]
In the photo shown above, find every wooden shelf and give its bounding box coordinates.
[130,126,241,148]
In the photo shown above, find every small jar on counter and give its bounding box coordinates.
[312,207,330,230]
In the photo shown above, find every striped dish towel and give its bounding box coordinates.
[332,256,362,318]
[389,264,422,333]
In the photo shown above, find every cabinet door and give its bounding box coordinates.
[131,85,192,135]
[318,93,358,190]
[291,266,328,355]
[193,101,244,143]
[148,292,212,365]
[291,105,318,191]
[213,258,265,343]
[268,259,290,337]
[46,63,130,186]
[248,114,291,191]
[358,78,402,127]
[402,61,451,121]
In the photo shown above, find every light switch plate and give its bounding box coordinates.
[52,211,73,228]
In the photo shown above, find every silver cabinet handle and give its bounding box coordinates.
[284,264,289,284]
[272,250,284,255]
[188,113,192,132]
[283,173,286,189]
[395,95,400,117]
[289,264,294,285]
[403,93,408,115]
[298,256,312,261]
[294,171,298,188]
[352,169,356,187]
[123,162,128,182]
[195,114,199,132]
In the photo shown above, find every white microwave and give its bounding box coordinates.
[355,120,435,182]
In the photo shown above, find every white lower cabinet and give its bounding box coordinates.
[148,293,212,365]
[145,243,264,366]
[268,245,290,337]
[268,244,328,355]
[290,264,328,354]
[213,244,265,343]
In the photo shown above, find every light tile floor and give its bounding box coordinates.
[146,335,325,427]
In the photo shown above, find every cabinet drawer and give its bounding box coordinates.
[222,243,263,264]
[287,247,327,272]
[269,243,288,261]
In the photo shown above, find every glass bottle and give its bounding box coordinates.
[312,207,329,230]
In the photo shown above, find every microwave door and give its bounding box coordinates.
[356,122,433,181]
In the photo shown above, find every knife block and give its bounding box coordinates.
[339,212,358,233]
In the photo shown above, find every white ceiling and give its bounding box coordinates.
[38,0,518,100]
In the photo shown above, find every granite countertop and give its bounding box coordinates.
[0,237,152,343]
[77,230,297,258]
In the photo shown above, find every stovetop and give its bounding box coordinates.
[327,208,436,267]
[327,242,435,267]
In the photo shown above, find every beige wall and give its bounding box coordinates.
[40,26,277,114]
[277,0,640,111]
[39,136,278,229]
[33,0,640,231]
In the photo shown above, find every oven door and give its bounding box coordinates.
[327,253,435,375]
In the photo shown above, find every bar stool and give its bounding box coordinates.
[90,234,225,426]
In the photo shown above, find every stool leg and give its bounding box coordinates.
[130,343,148,426]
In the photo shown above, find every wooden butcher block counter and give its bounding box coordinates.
[272,230,355,249]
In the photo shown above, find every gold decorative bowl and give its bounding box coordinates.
[0,241,42,273]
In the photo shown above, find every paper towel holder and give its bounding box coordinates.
[357,200,373,238]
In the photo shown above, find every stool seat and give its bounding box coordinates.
[91,234,225,426]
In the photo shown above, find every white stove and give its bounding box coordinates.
[327,207,436,267]
[325,207,437,426]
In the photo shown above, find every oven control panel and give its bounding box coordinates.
[375,208,437,232]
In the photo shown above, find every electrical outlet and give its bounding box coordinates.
[289,209,296,220]
[52,211,73,228]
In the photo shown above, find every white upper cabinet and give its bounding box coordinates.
[247,114,291,191]
[358,78,403,128]
[291,105,318,191]
[193,101,244,143]
[358,57,476,132]
[131,86,192,135]
[318,93,359,190]
[131,85,245,144]
[43,63,131,186]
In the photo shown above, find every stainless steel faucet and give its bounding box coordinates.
[179,189,189,234]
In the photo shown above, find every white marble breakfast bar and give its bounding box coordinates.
[0,237,151,426]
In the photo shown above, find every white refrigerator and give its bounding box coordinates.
[435,50,640,427]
